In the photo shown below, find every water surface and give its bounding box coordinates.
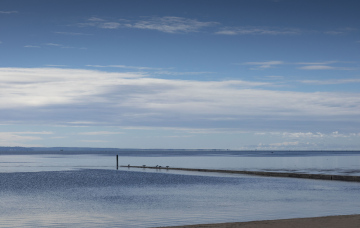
[1,150,360,227]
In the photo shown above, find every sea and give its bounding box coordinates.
[1,149,360,227]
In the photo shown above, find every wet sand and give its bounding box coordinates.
[158,214,360,228]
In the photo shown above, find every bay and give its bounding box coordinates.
[1,150,360,227]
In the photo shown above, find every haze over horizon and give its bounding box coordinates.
[1,0,360,150]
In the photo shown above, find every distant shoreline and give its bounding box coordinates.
[158,214,360,228]
[1,146,360,153]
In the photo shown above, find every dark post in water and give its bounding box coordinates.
[116,155,119,170]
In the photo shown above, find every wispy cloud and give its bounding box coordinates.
[24,45,41,48]
[100,22,121,29]
[258,131,359,139]
[299,65,337,70]
[78,16,218,33]
[127,16,218,33]
[86,64,165,71]
[241,60,357,71]
[299,79,360,85]
[54,32,92,36]
[67,121,99,125]
[0,11,18,14]
[216,27,300,35]
[86,65,213,76]
[282,132,325,138]
[324,27,358,35]
[88,17,106,22]
[1,67,360,134]
[10,131,53,135]
[0,131,51,147]
[43,43,86,50]
[269,141,299,146]
[296,61,356,70]
[45,65,67,67]
[79,140,109,143]
[45,43,62,47]
[242,61,284,69]
[296,61,338,65]
[298,65,355,70]
[78,131,123,135]
[154,71,213,76]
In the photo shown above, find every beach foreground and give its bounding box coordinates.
[159,214,360,228]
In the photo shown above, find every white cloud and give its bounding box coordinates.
[79,140,109,143]
[270,141,299,146]
[331,131,349,138]
[296,61,339,65]
[298,65,355,70]
[243,61,284,69]
[128,16,217,33]
[87,66,215,76]
[0,67,143,108]
[24,45,40,48]
[241,60,357,71]
[78,16,217,33]
[1,67,360,131]
[88,17,105,22]
[282,132,325,138]
[154,71,213,76]
[296,61,356,70]
[67,121,99,125]
[257,131,360,139]
[0,131,50,147]
[99,22,121,29]
[12,131,53,135]
[78,131,123,135]
[298,65,336,70]
[86,64,165,71]
[45,43,62,47]
[300,79,360,85]
[86,65,214,76]
[43,43,86,50]
[216,27,300,35]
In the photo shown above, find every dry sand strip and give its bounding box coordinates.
[157,214,360,228]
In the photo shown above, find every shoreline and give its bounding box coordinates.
[158,214,360,228]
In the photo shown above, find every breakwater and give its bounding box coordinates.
[121,165,360,182]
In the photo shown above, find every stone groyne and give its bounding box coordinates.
[121,165,360,182]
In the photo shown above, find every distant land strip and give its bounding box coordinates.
[121,165,360,182]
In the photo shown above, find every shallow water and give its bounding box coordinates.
[1,169,360,227]
[1,150,360,175]
[1,151,360,227]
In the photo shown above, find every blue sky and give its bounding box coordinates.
[0,0,360,149]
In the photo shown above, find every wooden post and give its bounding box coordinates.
[116,155,119,170]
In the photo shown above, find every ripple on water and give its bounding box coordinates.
[0,169,360,227]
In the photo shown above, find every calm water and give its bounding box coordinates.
[1,150,360,227]
[1,150,360,175]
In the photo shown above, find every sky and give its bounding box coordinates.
[0,0,360,150]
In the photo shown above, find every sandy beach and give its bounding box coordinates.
[159,214,360,228]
